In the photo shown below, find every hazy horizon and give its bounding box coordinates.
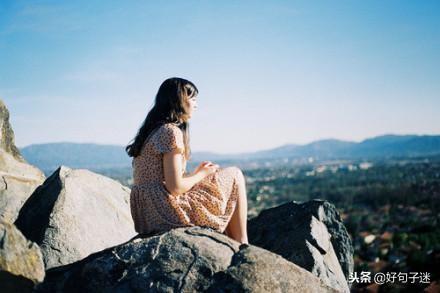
[16,132,440,155]
[1,1,439,153]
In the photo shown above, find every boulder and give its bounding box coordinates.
[208,244,339,292]
[14,166,136,269]
[248,200,353,293]
[0,149,46,223]
[0,100,45,223]
[0,220,45,292]
[36,227,339,292]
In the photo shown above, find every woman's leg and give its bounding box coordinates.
[225,169,249,244]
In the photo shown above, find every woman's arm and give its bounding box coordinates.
[163,151,218,195]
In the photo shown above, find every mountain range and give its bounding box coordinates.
[20,134,440,173]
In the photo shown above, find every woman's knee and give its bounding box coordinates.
[225,166,245,182]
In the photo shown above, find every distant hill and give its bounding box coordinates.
[21,143,131,174]
[253,135,440,159]
[20,135,440,174]
[346,135,440,157]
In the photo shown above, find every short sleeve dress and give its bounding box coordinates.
[130,123,243,235]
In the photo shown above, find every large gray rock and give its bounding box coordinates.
[0,100,45,223]
[14,166,136,269]
[36,227,339,293]
[208,245,339,293]
[0,149,46,223]
[0,220,45,293]
[248,200,353,293]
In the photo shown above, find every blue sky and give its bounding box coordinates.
[1,1,439,153]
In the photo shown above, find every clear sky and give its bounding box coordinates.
[1,1,439,153]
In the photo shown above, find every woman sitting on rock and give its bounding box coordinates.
[126,77,248,244]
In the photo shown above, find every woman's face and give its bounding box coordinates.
[186,94,198,119]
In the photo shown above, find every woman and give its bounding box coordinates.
[126,77,248,244]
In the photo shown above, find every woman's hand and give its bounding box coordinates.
[163,155,218,195]
[194,161,219,178]
[193,161,212,174]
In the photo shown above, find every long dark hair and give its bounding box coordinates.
[126,77,198,159]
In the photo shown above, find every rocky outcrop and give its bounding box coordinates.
[0,100,45,223]
[36,227,339,293]
[248,200,353,293]
[10,163,350,292]
[0,100,23,162]
[0,220,45,293]
[14,166,136,269]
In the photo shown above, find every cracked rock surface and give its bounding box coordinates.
[0,220,45,293]
[208,244,339,293]
[36,227,339,293]
[14,166,136,270]
[248,200,353,293]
